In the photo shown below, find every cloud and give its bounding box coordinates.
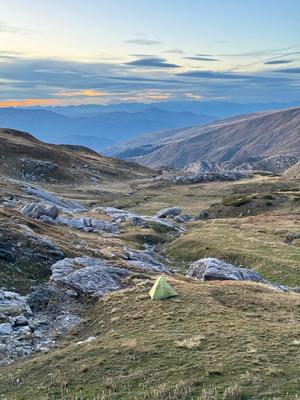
[58,89,108,97]
[184,56,219,62]
[164,49,185,54]
[184,92,204,100]
[0,98,63,107]
[125,57,180,68]
[125,38,161,45]
[274,67,300,73]
[0,21,32,35]
[176,70,251,79]
[0,54,299,105]
[264,60,292,65]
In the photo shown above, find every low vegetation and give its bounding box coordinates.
[0,278,299,399]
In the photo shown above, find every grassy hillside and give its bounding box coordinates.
[0,277,299,399]
[0,128,154,184]
[1,167,300,399]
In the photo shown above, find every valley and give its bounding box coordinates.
[0,128,299,399]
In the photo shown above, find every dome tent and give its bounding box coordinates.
[149,276,177,300]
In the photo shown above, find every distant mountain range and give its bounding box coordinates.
[0,107,215,150]
[108,107,300,171]
[41,100,300,119]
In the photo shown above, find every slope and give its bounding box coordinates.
[0,128,154,184]
[124,107,300,169]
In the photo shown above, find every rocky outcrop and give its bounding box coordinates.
[123,248,169,272]
[186,258,288,291]
[20,201,119,233]
[97,207,180,231]
[157,171,248,185]
[67,217,119,233]
[51,257,130,296]
[21,185,85,212]
[156,207,181,218]
[21,202,59,220]
[187,258,267,283]
[0,285,82,364]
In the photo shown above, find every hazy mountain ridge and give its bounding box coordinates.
[0,107,214,150]
[123,107,300,170]
[41,100,300,118]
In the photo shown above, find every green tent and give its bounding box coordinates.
[149,276,177,300]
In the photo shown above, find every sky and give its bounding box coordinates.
[0,0,300,106]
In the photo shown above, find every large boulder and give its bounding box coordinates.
[186,258,268,283]
[21,185,85,212]
[21,202,59,220]
[50,257,130,296]
[156,207,182,218]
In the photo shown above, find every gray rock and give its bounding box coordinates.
[51,257,130,296]
[55,215,69,225]
[25,233,64,258]
[97,207,178,230]
[39,215,57,225]
[12,315,28,327]
[156,207,182,218]
[286,231,300,242]
[123,248,169,272]
[27,284,65,313]
[14,325,31,338]
[0,322,13,335]
[186,258,268,283]
[21,185,86,212]
[21,202,59,220]
[69,217,91,230]
[28,317,49,330]
[144,216,177,230]
[174,214,193,223]
[91,219,119,233]
[0,290,29,314]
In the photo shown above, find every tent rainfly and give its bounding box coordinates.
[149,276,177,300]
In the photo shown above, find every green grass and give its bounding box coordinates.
[165,215,300,286]
[0,278,299,399]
